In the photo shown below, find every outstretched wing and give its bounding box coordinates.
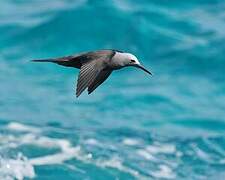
[76,61,100,97]
[75,50,115,97]
[88,70,112,94]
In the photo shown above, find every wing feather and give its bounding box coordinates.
[88,70,112,94]
[76,61,100,97]
[75,50,115,97]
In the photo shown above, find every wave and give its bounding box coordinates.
[1,121,225,179]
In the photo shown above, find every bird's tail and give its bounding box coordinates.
[31,56,69,66]
[31,56,76,67]
[32,58,70,68]
[31,59,59,63]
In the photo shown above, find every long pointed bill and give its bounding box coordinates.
[134,64,152,75]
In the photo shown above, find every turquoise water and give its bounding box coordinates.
[0,0,225,179]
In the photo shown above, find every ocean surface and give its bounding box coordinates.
[0,0,225,179]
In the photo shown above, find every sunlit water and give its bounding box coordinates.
[0,0,225,179]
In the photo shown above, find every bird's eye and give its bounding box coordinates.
[130,59,135,63]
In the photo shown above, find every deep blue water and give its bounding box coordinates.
[0,0,225,179]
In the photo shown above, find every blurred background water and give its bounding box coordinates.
[0,0,225,179]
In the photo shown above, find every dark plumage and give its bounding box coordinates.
[32,50,151,97]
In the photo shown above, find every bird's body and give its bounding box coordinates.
[32,49,151,97]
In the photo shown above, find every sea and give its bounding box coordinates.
[0,0,225,179]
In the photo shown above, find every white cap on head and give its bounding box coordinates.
[112,51,142,68]
[124,53,140,64]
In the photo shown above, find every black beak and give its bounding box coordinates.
[134,64,152,75]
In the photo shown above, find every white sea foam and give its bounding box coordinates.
[2,122,142,179]
[0,153,35,180]
[30,146,82,166]
[176,151,183,157]
[17,134,91,166]
[1,122,178,180]
[7,122,40,133]
[122,138,140,146]
[96,156,141,178]
[191,143,211,162]
[28,134,84,165]
[1,122,88,179]
[84,138,101,146]
[151,165,176,179]
[31,137,145,179]
[136,149,156,161]
[146,143,176,154]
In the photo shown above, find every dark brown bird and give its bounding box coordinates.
[32,49,151,97]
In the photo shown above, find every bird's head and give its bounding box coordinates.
[122,53,152,75]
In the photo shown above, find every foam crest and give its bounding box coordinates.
[96,156,141,178]
[7,122,40,133]
[84,138,101,146]
[122,138,140,146]
[1,122,87,179]
[29,138,85,166]
[1,122,180,179]
[30,146,81,166]
[151,165,176,179]
[0,153,35,180]
[136,149,156,161]
[146,143,176,154]
[191,143,211,163]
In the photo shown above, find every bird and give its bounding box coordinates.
[32,49,152,97]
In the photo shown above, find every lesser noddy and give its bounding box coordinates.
[32,50,152,97]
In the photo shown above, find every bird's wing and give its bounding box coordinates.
[88,69,112,95]
[76,60,100,97]
[75,50,115,97]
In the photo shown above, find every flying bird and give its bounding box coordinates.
[32,49,152,97]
